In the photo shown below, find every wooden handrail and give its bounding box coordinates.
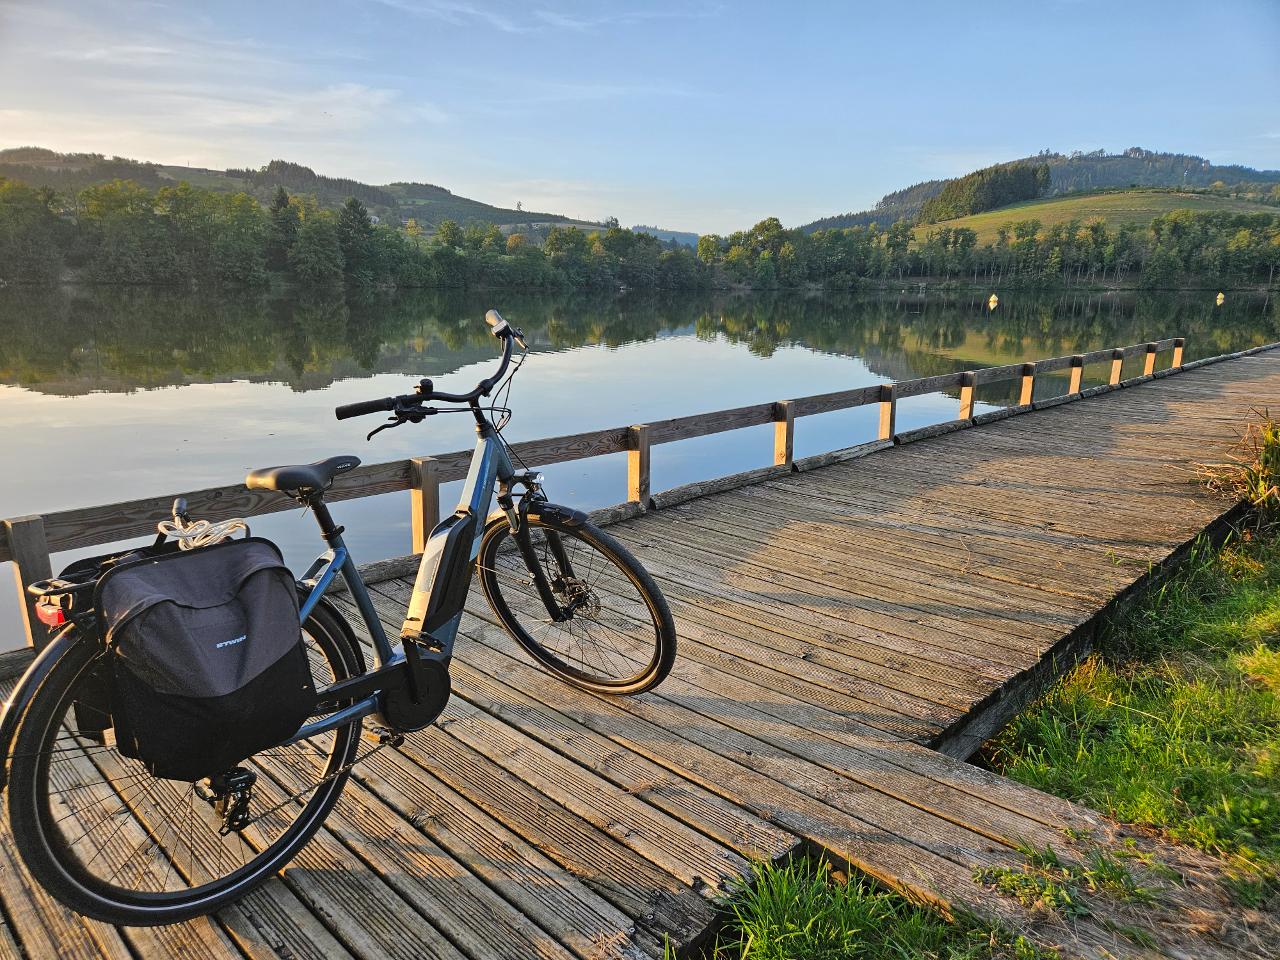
[1,334,1203,648]
[0,336,1188,564]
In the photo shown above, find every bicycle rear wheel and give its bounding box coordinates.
[477,512,676,694]
[6,600,362,926]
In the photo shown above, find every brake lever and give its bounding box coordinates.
[366,404,439,441]
[366,417,406,441]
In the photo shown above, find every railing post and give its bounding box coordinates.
[409,456,440,554]
[5,516,53,650]
[957,371,976,420]
[1109,349,1124,385]
[1143,342,1158,377]
[1172,337,1185,369]
[772,400,795,468]
[628,424,651,509]
[1068,355,1084,394]
[1018,363,1035,406]
[877,385,896,441]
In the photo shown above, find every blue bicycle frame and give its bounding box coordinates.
[286,420,516,743]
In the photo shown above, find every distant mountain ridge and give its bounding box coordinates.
[631,224,698,248]
[0,147,592,231]
[800,148,1280,232]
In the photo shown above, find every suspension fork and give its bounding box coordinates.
[498,490,571,623]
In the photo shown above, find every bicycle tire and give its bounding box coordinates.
[477,513,676,694]
[6,599,363,926]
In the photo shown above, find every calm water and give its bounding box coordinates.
[2,285,1275,647]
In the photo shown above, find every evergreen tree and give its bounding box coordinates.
[336,197,374,284]
[267,186,299,271]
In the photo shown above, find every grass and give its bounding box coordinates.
[982,414,1280,907]
[698,857,1047,960]
[972,842,1156,923]
[913,189,1276,246]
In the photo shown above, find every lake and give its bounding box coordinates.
[1,285,1275,648]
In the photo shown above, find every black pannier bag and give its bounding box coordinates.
[95,537,315,781]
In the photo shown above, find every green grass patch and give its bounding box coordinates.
[984,526,1280,902]
[913,189,1276,246]
[973,842,1156,922]
[700,857,1047,960]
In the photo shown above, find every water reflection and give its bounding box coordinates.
[0,285,1275,647]
[2,286,1274,396]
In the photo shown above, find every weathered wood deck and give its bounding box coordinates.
[3,345,1279,959]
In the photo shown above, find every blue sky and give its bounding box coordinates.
[2,0,1278,233]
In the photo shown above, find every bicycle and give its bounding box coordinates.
[0,310,676,925]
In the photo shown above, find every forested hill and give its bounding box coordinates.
[0,147,584,230]
[800,148,1280,232]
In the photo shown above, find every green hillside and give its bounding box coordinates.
[800,148,1280,233]
[0,148,588,230]
[913,189,1277,245]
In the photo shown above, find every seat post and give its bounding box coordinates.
[307,494,344,545]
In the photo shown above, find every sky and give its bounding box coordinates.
[1,0,1278,234]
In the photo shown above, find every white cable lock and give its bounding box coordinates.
[156,516,249,550]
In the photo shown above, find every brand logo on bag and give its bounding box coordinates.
[216,635,247,649]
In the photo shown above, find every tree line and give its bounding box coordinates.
[695,210,1280,289]
[2,176,1277,291]
[0,178,711,290]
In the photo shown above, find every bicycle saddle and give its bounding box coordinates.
[245,455,361,495]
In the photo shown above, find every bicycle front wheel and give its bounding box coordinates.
[6,599,363,926]
[477,511,676,694]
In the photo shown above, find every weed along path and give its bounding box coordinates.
[3,346,1280,958]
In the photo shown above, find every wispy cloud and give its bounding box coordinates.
[532,4,723,31]
[56,44,176,64]
[368,0,528,33]
[370,0,722,34]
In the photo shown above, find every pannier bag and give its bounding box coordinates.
[95,537,315,781]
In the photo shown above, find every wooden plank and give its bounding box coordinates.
[788,383,882,418]
[455,621,1091,860]
[327,597,719,952]
[365,580,794,864]
[1018,362,1034,405]
[971,362,1024,386]
[0,645,35,680]
[892,372,965,399]
[772,400,794,468]
[1067,355,1084,394]
[627,424,651,509]
[645,403,772,445]
[648,464,790,512]
[219,879,358,960]
[351,747,669,960]
[259,755,578,960]
[956,371,976,420]
[611,518,1071,648]
[877,384,895,440]
[409,456,441,554]
[4,516,52,650]
[1143,341,1158,376]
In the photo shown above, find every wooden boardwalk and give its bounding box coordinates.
[3,346,1280,959]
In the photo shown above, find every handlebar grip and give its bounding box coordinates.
[335,397,396,420]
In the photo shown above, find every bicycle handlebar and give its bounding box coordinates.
[334,396,398,420]
[334,311,520,421]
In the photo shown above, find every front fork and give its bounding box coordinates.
[496,474,576,624]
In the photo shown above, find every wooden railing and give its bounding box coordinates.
[3,336,1195,651]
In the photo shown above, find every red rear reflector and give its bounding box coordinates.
[35,603,67,627]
